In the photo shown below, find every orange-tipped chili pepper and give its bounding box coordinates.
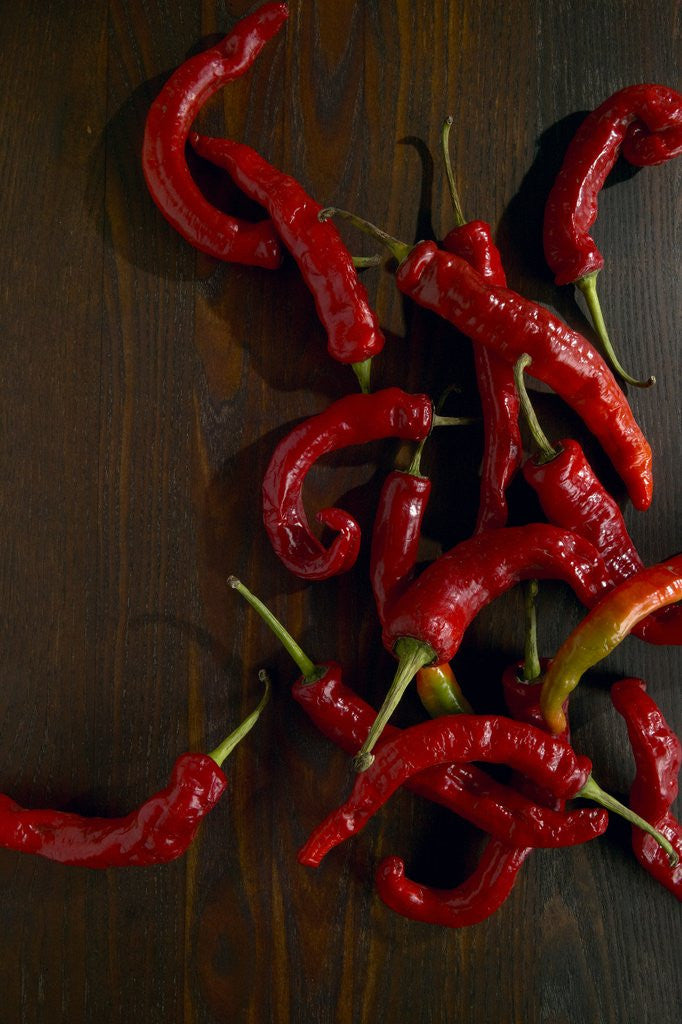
[142,3,287,269]
[611,679,682,899]
[543,84,682,388]
[541,556,682,735]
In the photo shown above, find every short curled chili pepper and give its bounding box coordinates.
[611,678,682,899]
[189,134,384,391]
[543,84,682,387]
[541,556,682,735]
[439,117,521,532]
[0,676,269,868]
[142,2,287,269]
[318,210,653,514]
[227,577,606,849]
[262,387,467,581]
[515,353,682,646]
[354,523,608,770]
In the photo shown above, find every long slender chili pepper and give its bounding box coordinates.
[227,577,607,848]
[189,134,383,392]
[354,523,608,770]
[439,117,522,531]
[0,676,269,867]
[543,84,682,387]
[611,679,682,899]
[262,388,467,581]
[541,556,682,735]
[142,2,287,269]
[515,353,682,646]
[297,715,676,867]
[317,210,653,513]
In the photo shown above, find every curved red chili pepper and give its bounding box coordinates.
[262,388,433,580]
[142,2,287,269]
[381,524,608,664]
[395,241,653,511]
[298,715,593,866]
[611,678,682,899]
[0,755,225,867]
[522,439,682,645]
[189,134,384,369]
[543,84,682,285]
[375,845,531,928]
[292,664,606,849]
[441,219,522,532]
[370,469,432,624]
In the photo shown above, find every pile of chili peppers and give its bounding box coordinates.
[3,3,680,929]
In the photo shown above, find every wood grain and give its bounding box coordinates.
[0,1,680,1021]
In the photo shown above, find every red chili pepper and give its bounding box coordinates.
[415,661,473,718]
[543,84,682,387]
[541,556,682,735]
[353,523,608,771]
[297,715,595,866]
[142,2,287,269]
[189,134,384,390]
[228,577,606,849]
[0,677,269,867]
[262,387,447,581]
[514,353,682,646]
[318,211,653,513]
[611,678,682,899]
[439,117,521,531]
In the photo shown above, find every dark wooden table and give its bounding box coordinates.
[1,2,680,1021]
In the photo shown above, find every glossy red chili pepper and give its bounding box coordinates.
[375,658,562,928]
[298,715,594,866]
[439,120,521,531]
[190,134,384,381]
[622,118,682,165]
[0,678,269,868]
[394,241,653,511]
[292,664,605,849]
[262,388,434,580]
[370,468,432,625]
[611,678,682,899]
[514,354,682,646]
[142,2,287,269]
[543,84,682,286]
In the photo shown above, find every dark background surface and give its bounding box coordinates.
[0,2,680,1022]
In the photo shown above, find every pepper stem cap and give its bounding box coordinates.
[352,357,372,394]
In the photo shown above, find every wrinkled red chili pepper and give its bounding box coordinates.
[318,211,653,514]
[514,353,682,646]
[541,555,682,735]
[262,387,455,581]
[189,134,383,391]
[611,678,682,899]
[354,523,608,770]
[543,84,682,387]
[142,2,287,269]
[439,117,521,531]
[227,577,606,849]
[0,677,269,867]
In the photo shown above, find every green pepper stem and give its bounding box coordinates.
[514,354,558,463]
[227,576,323,684]
[352,357,372,394]
[407,440,427,476]
[521,579,541,682]
[432,413,478,428]
[351,255,381,269]
[578,775,678,867]
[208,669,271,767]
[441,115,466,228]
[576,271,655,389]
[352,637,436,772]
[318,207,411,264]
